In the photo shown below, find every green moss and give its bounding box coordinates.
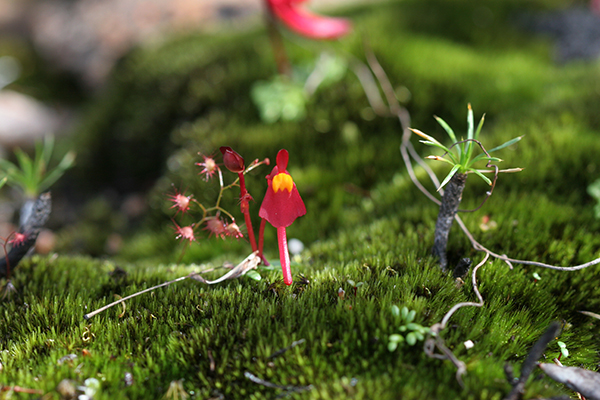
[3,199,599,399]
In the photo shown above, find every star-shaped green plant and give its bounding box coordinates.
[411,104,522,191]
[411,104,522,270]
[0,135,75,198]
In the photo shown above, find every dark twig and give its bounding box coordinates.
[432,172,467,271]
[504,322,561,400]
[0,192,51,278]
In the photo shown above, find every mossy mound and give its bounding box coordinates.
[69,0,600,263]
[3,0,600,398]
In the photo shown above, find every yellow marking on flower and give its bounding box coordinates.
[272,173,294,193]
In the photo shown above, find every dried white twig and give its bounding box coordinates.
[425,253,487,386]
[84,252,261,320]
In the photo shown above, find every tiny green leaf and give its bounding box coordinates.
[437,164,461,191]
[557,341,569,358]
[406,323,421,331]
[389,334,404,343]
[391,305,400,317]
[467,104,474,141]
[406,332,417,346]
[401,306,409,321]
[419,140,452,154]
[468,153,502,166]
[245,270,262,281]
[434,116,458,144]
[469,169,493,185]
[474,114,485,141]
[487,136,523,154]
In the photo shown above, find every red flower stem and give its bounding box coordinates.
[266,9,291,77]
[244,211,257,252]
[277,226,292,285]
[238,172,258,252]
[258,218,269,266]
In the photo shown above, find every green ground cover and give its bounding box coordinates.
[3,0,600,398]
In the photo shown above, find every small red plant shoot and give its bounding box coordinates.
[220,146,259,252]
[259,149,306,285]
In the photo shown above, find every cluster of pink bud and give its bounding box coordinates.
[167,151,269,247]
[167,146,305,285]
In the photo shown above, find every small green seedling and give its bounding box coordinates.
[251,53,347,123]
[411,104,522,270]
[388,305,430,351]
[557,341,569,360]
[0,135,75,198]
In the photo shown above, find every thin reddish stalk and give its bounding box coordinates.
[243,208,258,252]
[277,226,292,285]
[238,173,258,252]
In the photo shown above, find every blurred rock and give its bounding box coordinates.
[56,379,77,399]
[35,229,56,255]
[522,6,600,63]
[25,0,263,87]
[0,89,63,153]
[1,0,362,87]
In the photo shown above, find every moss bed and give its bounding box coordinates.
[3,0,600,398]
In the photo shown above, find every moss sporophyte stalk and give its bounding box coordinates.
[168,147,305,285]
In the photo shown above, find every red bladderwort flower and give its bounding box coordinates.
[196,154,219,181]
[220,146,259,252]
[173,221,196,243]
[259,149,306,285]
[167,187,192,215]
[266,0,352,40]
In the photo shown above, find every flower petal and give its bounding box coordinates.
[259,180,306,227]
[267,0,351,40]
